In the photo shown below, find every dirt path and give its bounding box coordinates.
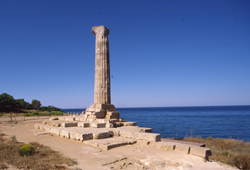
[0,116,237,170]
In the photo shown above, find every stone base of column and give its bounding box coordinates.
[85,104,119,119]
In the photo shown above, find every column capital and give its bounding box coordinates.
[92,25,109,36]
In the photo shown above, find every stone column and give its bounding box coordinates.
[92,26,111,105]
[85,25,118,119]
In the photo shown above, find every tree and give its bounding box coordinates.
[0,93,17,112]
[16,99,32,110]
[41,105,62,112]
[32,99,41,110]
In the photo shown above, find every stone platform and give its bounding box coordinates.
[34,115,211,160]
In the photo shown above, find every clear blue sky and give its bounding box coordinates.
[1,0,250,108]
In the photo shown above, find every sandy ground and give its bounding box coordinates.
[0,116,237,170]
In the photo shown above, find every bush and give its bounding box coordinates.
[31,112,39,116]
[24,113,31,117]
[18,144,35,156]
[52,111,65,116]
[233,154,250,170]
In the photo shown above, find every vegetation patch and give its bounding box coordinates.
[0,131,78,170]
[180,137,250,170]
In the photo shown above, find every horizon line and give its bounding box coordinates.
[61,104,250,110]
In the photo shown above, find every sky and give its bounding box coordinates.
[0,0,250,108]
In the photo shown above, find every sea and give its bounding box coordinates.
[62,105,250,142]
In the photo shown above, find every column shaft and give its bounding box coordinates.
[92,26,111,105]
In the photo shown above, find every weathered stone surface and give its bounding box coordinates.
[39,124,51,132]
[50,127,62,136]
[60,129,70,138]
[136,140,150,146]
[49,117,59,121]
[152,142,176,151]
[113,122,137,127]
[77,122,90,128]
[69,131,80,140]
[84,137,136,151]
[65,117,75,121]
[96,119,110,123]
[82,133,93,141]
[190,146,212,160]
[139,127,153,133]
[85,26,119,119]
[34,124,41,129]
[105,111,120,119]
[172,143,191,154]
[122,122,137,126]
[134,133,161,142]
[93,131,110,139]
[61,122,78,127]
[111,126,161,142]
[90,122,106,128]
[75,116,86,121]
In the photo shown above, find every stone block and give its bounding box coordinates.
[49,117,59,121]
[106,111,120,119]
[70,131,81,140]
[60,129,70,138]
[122,122,137,126]
[79,117,87,121]
[120,131,135,139]
[95,112,106,118]
[61,122,77,127]
[50,127,61,136]
[190,146,212,160]
[134,133,161,142]
[51,121,61,127]
[69,131,77,140]
[65,117,75,121]
[40,125,51,132]
[99,141,128,151]
[174,143,191,154]
[90,122,106,128]
[87,118,96,122]
[83,140,99,148]
[113,122,123,127]
[96,119,110,123]
[93,132,110,139]
[42,120,48,125]
[77,122,90,128]
[110,129,120,136]
[139,128,152,133]
[82,133,93,141]
[34,124,40,129]
[136,140,150,146]
[153,142,175,151]
[105,123,114,128]
[58,117,66,121]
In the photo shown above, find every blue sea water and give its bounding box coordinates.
[62,106,250,142]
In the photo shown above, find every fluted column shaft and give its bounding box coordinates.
[92,26,111,105]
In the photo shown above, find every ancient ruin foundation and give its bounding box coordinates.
[33,26,211,160]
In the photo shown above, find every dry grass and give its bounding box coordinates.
[181,137,250,170]
[0,131,78,170]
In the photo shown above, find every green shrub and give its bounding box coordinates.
[31,112,39,116]
[24,113,31,117]
[206,136,213,140]
[52,111,65,116]
[18,144,35,156]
